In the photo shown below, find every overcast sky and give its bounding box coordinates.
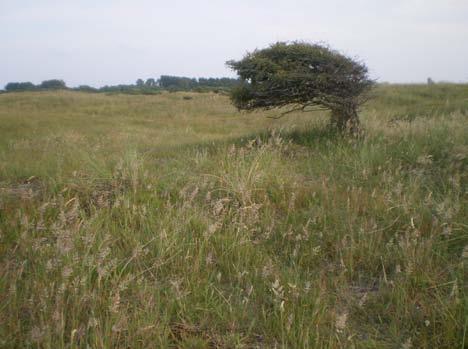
[1,0,467,88]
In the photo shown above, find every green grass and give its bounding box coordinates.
[0,85,467,348]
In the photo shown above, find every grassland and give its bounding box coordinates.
[0,85,467,348]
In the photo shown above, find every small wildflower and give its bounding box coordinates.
[450,280,459,299]
[279,300,285,312]
[62,266,73,279]
[88,317,98,329]
[442,225,452,237]
[402,337,413,349]
[416,154,433,166]
[30,326,45,343]
[304,281,311,293]
[110,292,121,313]
[359,293,368,307]
[335,312,348,333]
[286,313,293,332]
[205,252,214,265]
[205,222,220,238]
[462,245,468,259]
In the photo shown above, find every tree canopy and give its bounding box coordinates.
[227,42,374,131]
[5,82,36,92]
[40,79,67,90]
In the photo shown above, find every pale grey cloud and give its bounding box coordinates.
[1,0,467,87]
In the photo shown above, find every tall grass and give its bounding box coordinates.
[0,85,467,348]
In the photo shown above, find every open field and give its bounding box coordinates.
[0,85,467,348]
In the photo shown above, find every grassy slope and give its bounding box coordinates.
[0,85,467,348]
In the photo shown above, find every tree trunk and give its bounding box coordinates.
[330,106,360,134]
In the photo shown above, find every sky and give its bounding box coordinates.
[1,0,467,88]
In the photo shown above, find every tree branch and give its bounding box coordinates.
[267,104,328,119]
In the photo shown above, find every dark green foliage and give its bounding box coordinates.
[99,84,161,95]
[227,42,374,131]
[99,84,138,93]
[4,80,66,92]
[5,82,36,92]
[159,75,198,90]
[4,76,239,95]
[159,75,239,91]
[74,85,98,92]
[40,79,67,90]
[198,77,240,89]
[98,76,238,94]
[145,78,157,87]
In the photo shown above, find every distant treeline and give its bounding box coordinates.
[1,76,240,94]
[4,79,67,92]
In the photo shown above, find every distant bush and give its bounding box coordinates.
[198,77,240,89]
[74,85,98,93]
[159,75,197,90]
[159,75,239,91]
[139,89,162,95]
[5,82,37,92]
[145,78,157,87]
[40,79,67,90]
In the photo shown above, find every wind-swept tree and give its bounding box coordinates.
[227,42,374,132]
